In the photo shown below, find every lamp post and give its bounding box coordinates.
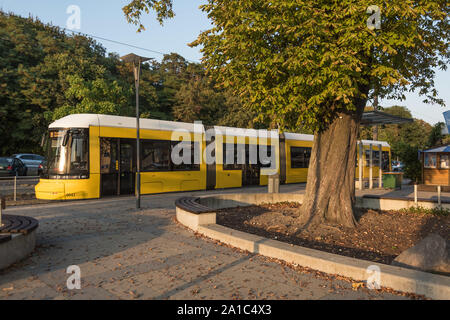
[120,53,151,209]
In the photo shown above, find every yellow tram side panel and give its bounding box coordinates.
[99,126,207,194]
[214,135,280,189]
[214,135,241,189]
[355,145,391,179]
[283,140,391,184]
[284,139,313,184]
[35,126,101,200]
[259,138,280,186]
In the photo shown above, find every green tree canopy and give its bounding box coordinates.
[125,1,448,131]
[123,0,448,227]
[0,11,133,154]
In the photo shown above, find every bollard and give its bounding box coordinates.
[359,142,363,190]
[268,173,280,194]
[378,143,382,188]
[0,196,5,227]
[437,185,441,206]
[369,144,373,189]
[14,175,17,202]
[414,184,418,205]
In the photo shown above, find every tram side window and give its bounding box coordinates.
[223,143,274,170]
[373,150,380,164]
[100,139,117,174]
[141,140,170,171]
[290,147,311,168]
[141,140,200,172]
[69,133,89,174]
[364,150,370,166]
[170,141,200,171]
[365,149,381,167]
[382,151,390,171]
[223,143,244,170]
[260,145,275,168]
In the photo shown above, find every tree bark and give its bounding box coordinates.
[299,102,366,228]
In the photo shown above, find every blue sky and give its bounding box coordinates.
[1,0,448,125]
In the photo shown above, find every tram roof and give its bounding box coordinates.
[49,114,390,147]
[361,111,414,125]
[49,114,203,133]
[284,132,314,142]
[284,132,390,147]
[213,125,277,138]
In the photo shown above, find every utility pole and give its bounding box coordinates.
[120,53,151,209]
[372,95,379,141]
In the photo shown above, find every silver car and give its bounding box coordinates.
[12,154,45,176]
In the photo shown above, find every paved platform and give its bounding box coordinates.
[0,185,431,300]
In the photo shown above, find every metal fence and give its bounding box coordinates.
[0,176,39,201]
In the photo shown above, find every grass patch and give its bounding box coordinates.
[399,206,450,216]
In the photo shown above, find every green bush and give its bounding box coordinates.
[395,142,422,182]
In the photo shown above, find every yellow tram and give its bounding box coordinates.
[35,114,391,200]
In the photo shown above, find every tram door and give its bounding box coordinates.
[119,140,135,195]
[242,144,261,186]
[100,138,136,196]
[206,139,216,190]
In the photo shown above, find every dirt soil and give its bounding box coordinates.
[216,202,450,265]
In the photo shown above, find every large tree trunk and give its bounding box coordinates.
[299,103,366,229]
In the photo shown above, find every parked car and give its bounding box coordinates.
[12,153,45,166]
[12,153,45,176]
[0,157,27,176]
[392,161,404,172]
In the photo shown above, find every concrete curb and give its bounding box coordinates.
[175,193,450,300]
[0,230,36,270]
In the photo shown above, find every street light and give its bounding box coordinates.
[120,53,152,209]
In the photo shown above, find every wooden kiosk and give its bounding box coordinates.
[421,145,450,191]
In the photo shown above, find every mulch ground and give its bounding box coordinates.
[216,202,450,265]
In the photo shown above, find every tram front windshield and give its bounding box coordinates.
[45,129,89,178]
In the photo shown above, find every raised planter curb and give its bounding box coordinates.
[176,193,450,300]
[0,230,36,270]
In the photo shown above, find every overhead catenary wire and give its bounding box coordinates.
[61,27,200,64]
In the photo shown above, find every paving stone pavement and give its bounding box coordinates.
[0,185,414,300]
